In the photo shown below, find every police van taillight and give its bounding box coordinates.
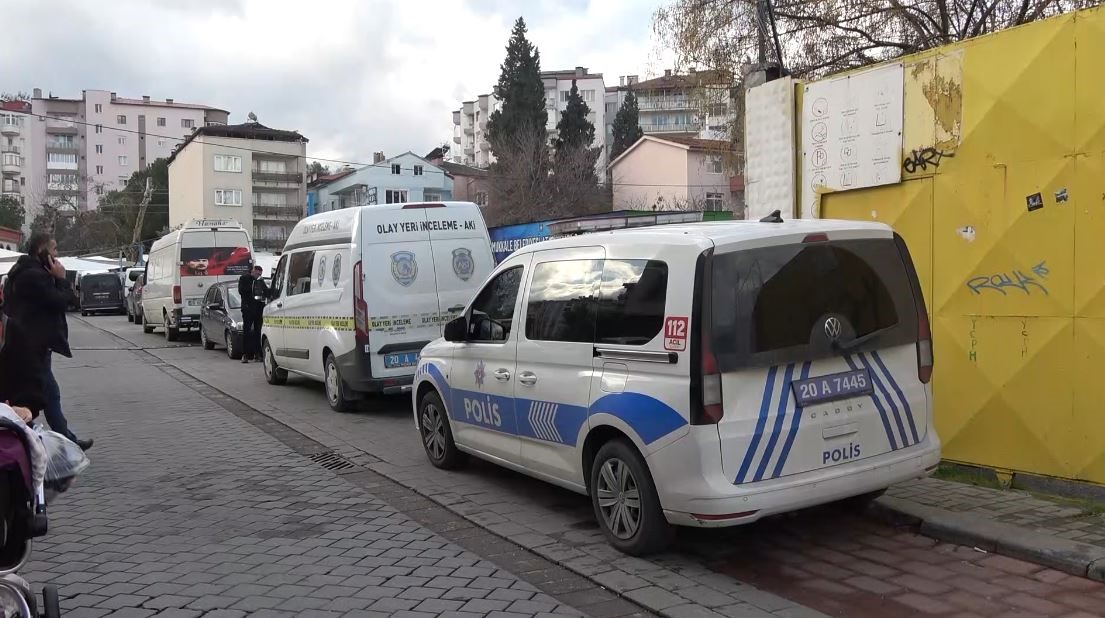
[172,285,181,305]
[353,261,368,344]
[893,233,933,384]
[690,249,723,425]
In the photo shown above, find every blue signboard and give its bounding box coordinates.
[488,220,555,264]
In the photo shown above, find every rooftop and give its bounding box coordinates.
[167,121,308,165]
[111,96,228,113]
[631,69,732,91]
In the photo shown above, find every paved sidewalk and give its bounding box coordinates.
[879,477,1105,581]
[26,344,610,617]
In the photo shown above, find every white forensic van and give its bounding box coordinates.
[262,202,494,412]
[142,219,254,341]
[412,217,941,555]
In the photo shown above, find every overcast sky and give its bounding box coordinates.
[6,0,671,167]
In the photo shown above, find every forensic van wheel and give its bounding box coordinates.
[142,311,154,334]
[201,325,215,350]
[226,330,243,360]
[324,353,355,413]
[418,390,467,470]
[263,340,287,385]
[590,439,672,556]
[164,312,180,342]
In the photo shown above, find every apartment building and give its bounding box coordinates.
[604,69,736,147]
[1,100,30,209]
[451,67,609,175]
[21,88,228,221]
[167,120,308,251]
[314,152,453,214]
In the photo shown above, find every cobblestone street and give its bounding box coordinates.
[27,315,1105,618]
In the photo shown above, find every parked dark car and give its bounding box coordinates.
[127,273,145,324]
[199,282,244,359]
[79,272,126,316]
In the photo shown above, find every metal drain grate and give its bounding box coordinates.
[309,451,356,471]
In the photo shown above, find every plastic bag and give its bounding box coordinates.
[34,426,89,491]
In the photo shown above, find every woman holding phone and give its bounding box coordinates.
[2,232,92,451]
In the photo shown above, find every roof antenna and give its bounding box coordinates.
[759,209,784,223]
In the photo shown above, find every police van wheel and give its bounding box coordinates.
[590,439,672,556]
[142,312,154,334]
[201,326,215,350]
[324,353,355,413]
[164,313,180,342]
[418,391,466,470]
[263,341,287,385]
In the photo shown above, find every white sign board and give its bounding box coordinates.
[801,63,904,218]
[744,77,797,220]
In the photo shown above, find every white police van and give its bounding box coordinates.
[263,202,494,411]
[411,217,940,554]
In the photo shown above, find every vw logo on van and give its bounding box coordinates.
[824,316,843,341]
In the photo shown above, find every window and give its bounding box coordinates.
[708,103,728,117]
[595,260,669,345]
[423,190,441,201]
[525,260,602,343]
[215,189,242,206]
[475,191,488,206]
[413,165,423,176]
[385,189,408,204]
[48,173,78,186]
[46,152,78,167]
[1,153,19,167]
[95,124,102,134]
[118,155,128,166]
[256,159,286,173]
[707,154,724,174]
[157,117,166,127]
[710,238,917,370]
[468,266,523,342]
[181,119,195,129]
[582,90,595,103]
[560,91,570,102]
[95,185,103,196]
[95,165,103,174]
[270,255,287,300]
[94,104,102,113]
[95,144,103,154]
[214,155,243,172]
[285,251,315,296]
[116,114,126,125]
[157,139,166,147]
[606,102,616,114]
[118,136,127,145]
[391,164,401,175]
[47,135,75,148]
[705,193,725,211]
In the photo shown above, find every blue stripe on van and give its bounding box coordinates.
[857,352,910,448]
[588,392,687,445]
[770,361,812,479]
[871,350,920,444]
[753,363,796,483]
[735,365,779,484]
[844,355,898,451]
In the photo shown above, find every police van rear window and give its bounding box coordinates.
[83,275,122,292]
[710,238,917,370]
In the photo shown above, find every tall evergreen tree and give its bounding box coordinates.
[553,80,595,153]
[610,90,644,160]
[487,17,547,156]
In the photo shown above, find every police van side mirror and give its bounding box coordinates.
[444,317,467,342]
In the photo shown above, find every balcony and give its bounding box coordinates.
[46,143,79,153]
[1,122,20,137]
[453,135,461,144]
[1,192,20,202]
[463,124,474,135]
[641,121,701,134]
[251,171,302,184]
[638,99,693,111]
[1,154,21,174]
[253,236,289,251]
[479,119,488,131]
[45,117,78,133]
[252,204,303,220]
[464,146,474,156]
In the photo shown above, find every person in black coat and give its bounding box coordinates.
[237,265,269,364]
[2,232,92,450]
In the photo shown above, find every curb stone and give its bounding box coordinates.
[870,495,1105,582]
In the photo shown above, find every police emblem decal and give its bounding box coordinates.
[452,248,474,281]
[317,255,327,286]
[390,251,418,287]
[331,253,342,286]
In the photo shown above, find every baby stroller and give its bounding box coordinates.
[0,412,87,618]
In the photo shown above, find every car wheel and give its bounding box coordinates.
[164,313,180,342]
[226,330,243,360]
[324,352,355,413]
[142,310,154,334]
[201,325,215,350]
[81,310,88,317]
[418,390,466,470]
[590,439,672,556]
[262,340,287,385]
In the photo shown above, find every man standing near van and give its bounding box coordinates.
[238,265,269,363]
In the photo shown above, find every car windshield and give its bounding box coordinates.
[225,287,242,309]
[83,275,121,292]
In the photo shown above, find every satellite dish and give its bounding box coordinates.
[247,112,258,122]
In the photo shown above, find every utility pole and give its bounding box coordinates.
[129,177,153,263]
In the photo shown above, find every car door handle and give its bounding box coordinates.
[518,371,537,386]
[448,304,465,313]
[494,368,511,382]
[276,302,283,308]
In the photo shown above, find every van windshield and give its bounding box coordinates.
[710,238,918,371]
[83,276,122,293]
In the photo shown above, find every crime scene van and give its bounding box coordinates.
[262,201,494,412]
[411,217,940,555]
[142,219,254,341]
